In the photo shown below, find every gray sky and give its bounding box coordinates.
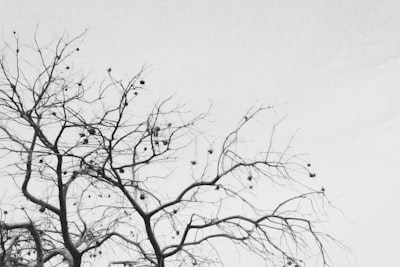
[1,0,400,266]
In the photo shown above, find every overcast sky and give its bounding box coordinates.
[1,1,400,266]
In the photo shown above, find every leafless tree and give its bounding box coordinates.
[0,32,339,267]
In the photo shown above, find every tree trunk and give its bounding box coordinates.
[71,254,82,267]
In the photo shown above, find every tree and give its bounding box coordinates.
[0,32,336,267]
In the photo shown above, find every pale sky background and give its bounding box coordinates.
[1,0,400,266]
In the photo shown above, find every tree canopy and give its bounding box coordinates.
[0,32,337,267]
